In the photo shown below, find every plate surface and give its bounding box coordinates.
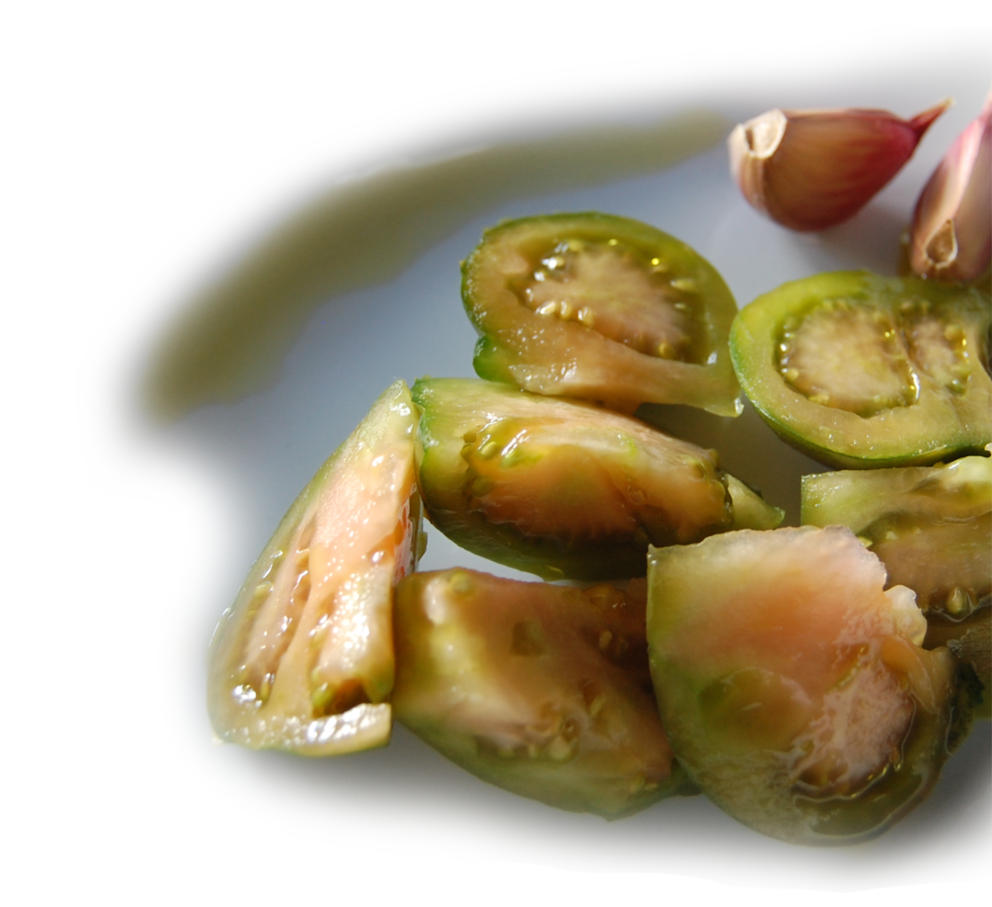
[145,64,990,897]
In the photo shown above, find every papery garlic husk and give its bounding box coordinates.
[728,101,949,232]
[908,96,991,282]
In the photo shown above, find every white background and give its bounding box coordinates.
[3,3,990,904]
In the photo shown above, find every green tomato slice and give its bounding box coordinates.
[393,569,691,817]
[463,212,742,417]
[730,270,991,467]
[207,380,423,755]
[802,453,992,620]
[647,526,959,844]
[412,377,780,580]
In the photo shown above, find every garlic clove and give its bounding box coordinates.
[908,94,991,282]
[728,101,949,232]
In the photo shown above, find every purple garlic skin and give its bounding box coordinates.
[909,95,992,283]
[729,102,949,232]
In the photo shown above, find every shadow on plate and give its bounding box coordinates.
[139,108,730,421]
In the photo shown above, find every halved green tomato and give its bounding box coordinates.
[392,569,691,817]
[647,526,959,844]
[412,377,781,580]
[730,271,991,467]
[207,380,423,755]
[463,212,742,417]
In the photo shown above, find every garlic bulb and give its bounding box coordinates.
[728,102,949,232]
[908,95,991,282]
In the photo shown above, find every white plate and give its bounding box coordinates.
[130,60,992,898]
[6,13,982,898]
